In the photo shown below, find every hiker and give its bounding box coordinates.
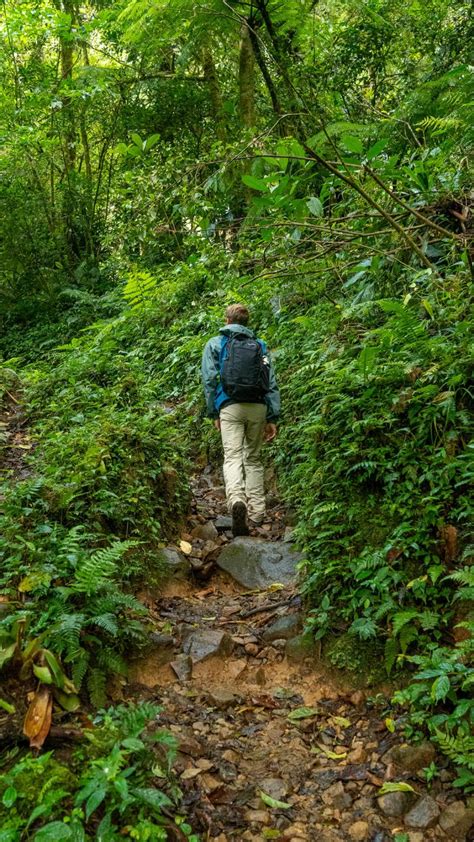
[201,303,280,537]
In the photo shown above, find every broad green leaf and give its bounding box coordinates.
[144,133,160,151]
[85,786,106,820]
[134,787,172,810]
[53,688,81,711]
[33,664,53,685]
[385,718,396,733]
[341,134,363,154]
[43,649,66,689]
[366,139,388,159]
[242,174,268,192]
[34,823,72,842]
[2,787,17,808]
[0,643,17,669]
[432,675,450,701]
[306,196,323,216]
[259,791,291,809]
[131,133,143,148]
[0,832,19,842]
[378,782,415,795]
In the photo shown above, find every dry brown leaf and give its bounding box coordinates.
[180,766,203,780]
[23,685,52,748]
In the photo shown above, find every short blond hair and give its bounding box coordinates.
[226,303,249,325]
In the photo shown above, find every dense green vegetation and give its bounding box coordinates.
[0,0,473,833]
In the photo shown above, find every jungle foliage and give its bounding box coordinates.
[0,0,473,827]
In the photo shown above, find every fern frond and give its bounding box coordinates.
[72,649,90,689]
[50,612,85,659]
[123,270,158,308]
[435,730,474,770]
[97,647,128,676]
[87,613,119,637]
[87,667,108,708]
[73,541,136,594]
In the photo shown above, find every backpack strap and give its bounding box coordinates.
[219,334,229,372]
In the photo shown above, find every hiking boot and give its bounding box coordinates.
[231,501,249,537]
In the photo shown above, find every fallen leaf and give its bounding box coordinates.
[287,706,320,721]
[332,716,351,728]
[378,781,415,795]
[260,790,291,809]
[23,685,53,748]
[317,745,348,761]
[180,767,202,780]
[195,758,214,771]
[180,541,192,555]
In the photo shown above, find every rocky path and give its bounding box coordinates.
[129,469,474,842]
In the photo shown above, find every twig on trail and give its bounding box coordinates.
[239,598,293,618]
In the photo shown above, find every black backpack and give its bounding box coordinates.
[219,334,270,402]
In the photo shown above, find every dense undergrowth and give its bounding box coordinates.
[0,0,473,831]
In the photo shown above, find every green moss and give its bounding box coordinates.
[324,633,386,687]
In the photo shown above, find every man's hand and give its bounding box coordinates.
[264,423,277,442]
[214,418,221,432]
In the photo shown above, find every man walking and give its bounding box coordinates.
[201,304,280,536]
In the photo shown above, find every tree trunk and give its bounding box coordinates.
[55,0,78,262]
[238,21,255,128]
[202,49,227,142]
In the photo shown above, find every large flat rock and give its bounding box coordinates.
[216,537,303,589]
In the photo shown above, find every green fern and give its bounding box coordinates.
[97,648,128,677]
[447,567,474,602]
[71,649,90,690]
[123,270,159,309]
[435,730,474,771]
[73,541,136,595]
[87,667,108,709]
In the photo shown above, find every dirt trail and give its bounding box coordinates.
[129,469,469,842]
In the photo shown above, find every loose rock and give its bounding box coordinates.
[439,800,474,838]
[182,629,233,663]
[158,547,189,577]
[191,521,219,542]
[262,613,302,641]
[385,741,436,772]
[216,537,303,588]
[170,655,192,682]
[321,781,353,810]
[377,790,414,817]
[348,821,369,841]
[404,795,440,829]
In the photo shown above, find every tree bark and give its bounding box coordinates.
[239,21,255,128]
[202,49,227,142]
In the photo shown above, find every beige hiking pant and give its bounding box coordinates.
[220,402,267,522]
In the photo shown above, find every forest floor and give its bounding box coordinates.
[1,400,472,841]
[128,469,471,842]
